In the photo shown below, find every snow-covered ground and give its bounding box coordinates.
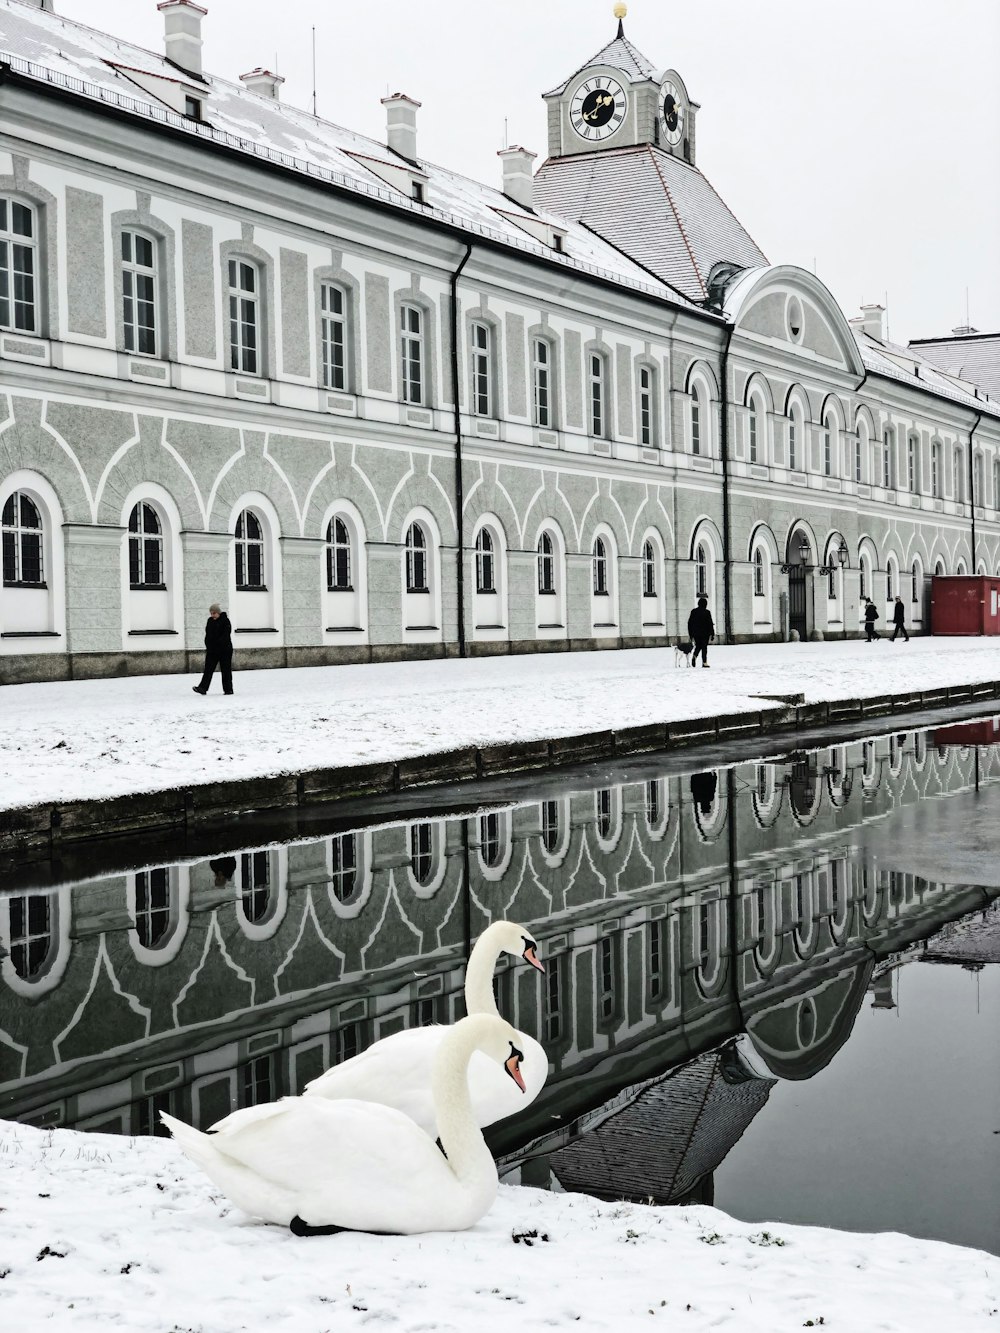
[1,1120,996,1332]
[4,638,1000,813]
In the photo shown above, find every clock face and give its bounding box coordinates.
[570,76,628,142]
[659,79,684,146]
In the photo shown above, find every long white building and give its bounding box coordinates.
[1,0,998,684]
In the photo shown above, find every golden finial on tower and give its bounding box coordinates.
[613,3,627,37]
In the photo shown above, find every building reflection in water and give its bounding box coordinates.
[1,723,998,1214]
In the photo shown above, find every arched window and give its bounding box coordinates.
[886,556,898,601]
[479,812,502,868]
[329,832,358,903]
[859,550,871,601]
[121,230,159,357]
[400,303,424,404]
[409,822,434,886]
[639,365,657,446]
[128,502,164,589]
[642,539,656,598]
[0,197,37,333]
[320,282,348,391]
[753,546,765,597]
[235,509,265,589]
[537,531,555,594]
[882,429,893,488]
[934,558,945,577]
[590,352,607,437]
[541,799,561,854]
[227,258,260,374]
[469,320,493,417]
[696,542,709,598]
[532,337,553,428]
[475,527,495,594]
[326,516,352,591]
[6,892,52,979]
[405,522,428,593]
[593,536,608,595]
[240,851,272,924]
[2,490,44,586]
[912,559,922,607]
[691,388,702,454]
[748,398,760,463]
[134,868,171,949]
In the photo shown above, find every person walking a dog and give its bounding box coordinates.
[687,595,715,668]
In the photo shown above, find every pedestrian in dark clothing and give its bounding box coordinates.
[690,770,718,816]
[193,603,234,695]
[687,596,715,667]
[891,596,909,642]
[209,856,238,887]
[863,599,880,643]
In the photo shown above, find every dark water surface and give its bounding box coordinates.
[2,713,998,1253]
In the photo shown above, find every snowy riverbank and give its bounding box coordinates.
[1,1119,997,1332]
[4,637,1000,813]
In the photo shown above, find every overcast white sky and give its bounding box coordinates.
[56,0,1000,346]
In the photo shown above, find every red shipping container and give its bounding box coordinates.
[930,575,1000,635]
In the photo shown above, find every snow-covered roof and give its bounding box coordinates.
[854,329,1000,420]
[533,143,768,304]
[0,0,699,312]
[544,27,657,96]
[908,332,1000,401]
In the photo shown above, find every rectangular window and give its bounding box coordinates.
[855,440,862,483]
[0,198,37,334]
[121,231,157,356]
[823,427,832,477]
[691,398,701,455]
[788,419,797,470]
[320,283,347,390]
[883,437,892,488]
[748,408,758,463]
[648,920,665,1000]
[532,338,550,427]
[400,304,423,404]
[545,954,563,1042]
[600,936,614,1018]
[470,321,491,416]
[590,353,605,437]
[908,440,916,492]
[639,367,653,445]
[228,258,259,375]
[241,1054,275,1108]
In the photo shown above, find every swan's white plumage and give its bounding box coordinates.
[162,1014,520,1234]
[304,920,548,1136]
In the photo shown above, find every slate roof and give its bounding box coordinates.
[544,29,658,96]
[908,333,1000,400]
[544,1045,774,1205]
[0,0,698,312]
[853,327,1000,419]
[533,144,769,304]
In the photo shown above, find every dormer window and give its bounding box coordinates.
[184,95,202,120]
[411,181,425,204]
[553,233,564,253]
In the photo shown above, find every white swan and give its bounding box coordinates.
[303,919,548,1136]
[161,1014,525,1235]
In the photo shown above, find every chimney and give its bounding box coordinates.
[849,302,885,341]
[951,324,979,336]
[157,0,207,79]
[239,67,284,100]
[381,92,420,162]
[498,146,537,211]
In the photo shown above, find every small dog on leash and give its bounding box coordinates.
[674,639,693,667]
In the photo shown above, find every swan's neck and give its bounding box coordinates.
[433,1029,495,1184]
[464,928,503,1018]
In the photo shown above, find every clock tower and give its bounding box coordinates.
[543,4,699,164]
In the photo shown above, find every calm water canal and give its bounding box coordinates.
[2,713,998,1254]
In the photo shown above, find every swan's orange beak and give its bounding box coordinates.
[505,1052,527,1093]
[522,943,545,973]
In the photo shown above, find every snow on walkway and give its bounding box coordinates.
[4,637,1000,812]
[0,1120,996,1332]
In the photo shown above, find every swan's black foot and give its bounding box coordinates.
[290,1214,348,1237]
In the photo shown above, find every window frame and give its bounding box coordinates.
[0,195,38,335]
[405,521,429,593]
[120,228,159,358]
[642,538,657,599]
[469,319,492,418]
[475,526,496,594]
[227,257,261,375]
[638,364,656,447]
[128,501,165,590]
[2,489,45,587]
[532,336,553,428]
[537,530,556,595]
[326,515,353,592]
[592,535,609,596]
[400,302,424,405]
[320,281,348,391]
[589,351,607,438]
[235,507,267,591]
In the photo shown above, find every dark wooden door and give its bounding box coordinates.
[789,566,807,639]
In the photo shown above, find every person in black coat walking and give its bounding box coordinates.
[891,595,909,642]
[687,596,715,667]
[193,603,234,695]
[863,599,880,643]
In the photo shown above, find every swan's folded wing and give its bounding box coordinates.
[302,1025,444,1136]
[208,1099,296,1135]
